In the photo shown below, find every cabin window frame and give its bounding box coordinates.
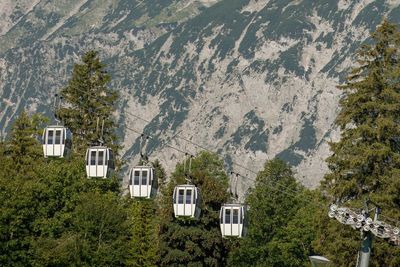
[55,130,62,145]
[225,208,231,224]
[178,189,185,204]
[47,130,54,145]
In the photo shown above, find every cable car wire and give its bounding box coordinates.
[64,86,321,193]
[66,80,400,215]
[54,86,400,226]
[57,85,333,210]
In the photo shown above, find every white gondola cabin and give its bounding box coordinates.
[42,125,72,158]
[85,146,115,178]
[220,204,247,237]
[128,166,156,198]
[173,185,201,218]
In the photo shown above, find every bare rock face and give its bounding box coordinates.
[1,0,399,195]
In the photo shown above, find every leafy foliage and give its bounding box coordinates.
[126,199,158,267]
[7,110,46,173]
[228,159,317,267]
[318,20,400,266]
[157,151,230,266]
[57,50,120,155]
[3,20,400,266]
[1,61,126,266]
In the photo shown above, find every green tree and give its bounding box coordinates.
[125,160,167,267]
[126,199,158,267]
[31,190,130,266]
[0,110,125,266]
[7,110,46,173]
[0,111,47,266]
[317,20,400,266]
[58,50,119,155]
[157,151,230,266]
[228,159,316,267]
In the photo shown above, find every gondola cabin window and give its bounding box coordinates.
[90,151,96,165]
[186,189,192,204]
[233,209,239,224]
[55,130,62,144]
[142,170,148,185]
[47,130,54,144]
[225,209,231,224]
[98,150,104,165]
[179,189,184,204]
[134,171,140,185]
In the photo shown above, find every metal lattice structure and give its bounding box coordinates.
[328,204,400,246]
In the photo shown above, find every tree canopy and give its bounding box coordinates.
[228,159,317,267]
[2,22,400,266]
[319,20,400,266]
[58,50,119,155]
[157,151,231,266]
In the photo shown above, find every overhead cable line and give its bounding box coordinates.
[57,87,328,209]
[55,83,400,236]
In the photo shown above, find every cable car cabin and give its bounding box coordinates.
[220,204,247,237]
[128,166,156,198]
[85,146,115,178]
[173,185,201,218]
[42,126,72,158]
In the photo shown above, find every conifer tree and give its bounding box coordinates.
[126,160,166,267]
[127,200,158,267]
[8,110,45,172]
[31,190,130,266]
[0,111,47,265]
[157,151,230,266]
[58,50,119,155]
[317,20,400,265]
[228,159,314,266]
[1,111,125,266]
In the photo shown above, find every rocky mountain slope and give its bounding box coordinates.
[1,0,400,194]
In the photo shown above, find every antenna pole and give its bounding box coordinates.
[357,201,372,267]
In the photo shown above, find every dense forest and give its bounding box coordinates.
[1,21,400,266]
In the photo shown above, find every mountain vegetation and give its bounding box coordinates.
[3,1,400,186]
[228,159,318,267]
[1,21,400,266]
[157,152,231,266]
[57,50,120,155]
[316,20,400,266]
